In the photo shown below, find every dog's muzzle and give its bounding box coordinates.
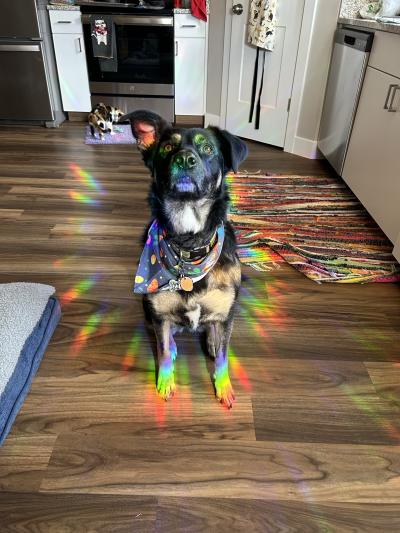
[173,150,198,171]
[174,175,195,193]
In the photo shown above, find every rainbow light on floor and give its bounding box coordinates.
[106,308,122,324]
[122,327,143,371]
[59,76,80,109]
[69,190,100,206]
[274,441,332,531]
[171,353,193,418]
[238,246,274,262]
[70,163,103,191]
[145,357,167,428]
[70,309,104,356]
[240,278,289,331]
[239,301,269,340]
[53,255,78,268]
[60,275,98,305]
[341,382,400,442]
[229,347,252,392]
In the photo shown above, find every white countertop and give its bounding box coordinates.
[47,4,80,10]
[339,17,400,35]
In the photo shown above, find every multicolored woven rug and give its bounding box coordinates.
[227,173,400,283]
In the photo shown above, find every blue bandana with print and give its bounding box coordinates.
[134,219,225,294]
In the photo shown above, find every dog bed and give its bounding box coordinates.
[0,283,61,446]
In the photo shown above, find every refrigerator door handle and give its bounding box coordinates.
[0,44,40,52]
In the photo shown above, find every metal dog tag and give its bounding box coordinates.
[180,276,193,292]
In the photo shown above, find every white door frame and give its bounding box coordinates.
[218,0,318,155]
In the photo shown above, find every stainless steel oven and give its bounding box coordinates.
[79,1,174,121]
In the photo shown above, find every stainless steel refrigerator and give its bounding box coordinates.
[0,0,64,125]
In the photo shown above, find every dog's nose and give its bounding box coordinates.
[174,151,197,170]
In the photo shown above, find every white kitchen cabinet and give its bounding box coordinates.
[49,11,91,113]
[174,14,207,116]
[343,66,400,244]
[175,37,206,116]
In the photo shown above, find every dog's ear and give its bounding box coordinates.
[121,109,171,153]
[210,127,248,173]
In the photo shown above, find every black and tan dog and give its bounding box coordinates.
[125,110,248,408]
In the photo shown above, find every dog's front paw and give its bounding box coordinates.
[157,365,176,400]
[215,374,235,409]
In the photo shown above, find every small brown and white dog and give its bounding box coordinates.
[106,105,124,124]
[88,103,124,140]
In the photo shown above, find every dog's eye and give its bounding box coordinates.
[164,144,173,153]
[203,144,213,155]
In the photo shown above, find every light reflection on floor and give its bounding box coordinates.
[57,163,400,461]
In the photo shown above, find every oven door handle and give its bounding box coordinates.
[81,15,173,27]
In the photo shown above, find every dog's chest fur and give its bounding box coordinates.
[148,262,240,330]
[163,198,212,234]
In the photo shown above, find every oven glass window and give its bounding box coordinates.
[83,23,174,85]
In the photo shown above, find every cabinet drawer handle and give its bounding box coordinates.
[181,24,197,28]
[384,84,398,109]
[57,21,72,24]
[388,85,400,112]
[175,40,178,56]
[75,37,82,53]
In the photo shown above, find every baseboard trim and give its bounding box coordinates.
[175,115,204,126]
[67,112,88,122]
[204,113,221,128]
[291,135,323,160]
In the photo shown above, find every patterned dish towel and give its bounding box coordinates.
[247,0,278,129]
[90,15,113,59]
[248,0,278,51]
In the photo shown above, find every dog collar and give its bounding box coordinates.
[169,230,218,262]
[133,219,225,294]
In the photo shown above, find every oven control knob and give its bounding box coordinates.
[232,3,243,15]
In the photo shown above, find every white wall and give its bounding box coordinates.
[206,0,226,121]
[284,0,341,159]
[394,235,400,262]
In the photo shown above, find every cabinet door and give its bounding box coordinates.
[52,33,91,112]
[343,66,400,243]
[175,37,205,116]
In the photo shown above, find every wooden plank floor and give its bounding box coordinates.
[0,122,400,532]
